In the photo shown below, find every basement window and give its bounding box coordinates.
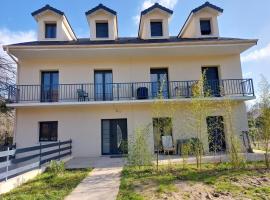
[39,121,58,142]
[200,19,212,35]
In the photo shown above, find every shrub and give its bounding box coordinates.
[126,126,153,167]
[47,160,65,175]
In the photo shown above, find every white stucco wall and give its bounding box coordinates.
[14,101,248,157]
[17,54,242,85]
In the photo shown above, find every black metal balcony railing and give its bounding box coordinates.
[7,79,254,103]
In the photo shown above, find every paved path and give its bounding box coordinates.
[65,157,124,200]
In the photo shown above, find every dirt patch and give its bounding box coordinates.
[168,181,234,200]
[132,169,270,200]
[134,180,234,200]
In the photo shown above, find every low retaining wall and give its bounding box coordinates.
[0,156,72,194]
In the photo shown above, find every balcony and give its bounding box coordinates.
[7,79,255,105]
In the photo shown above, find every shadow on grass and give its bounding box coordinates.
[2,169,92,200]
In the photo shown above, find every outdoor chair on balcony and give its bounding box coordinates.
[162,135,176,155]
[77,89,89,101]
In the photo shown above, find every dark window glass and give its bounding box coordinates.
[150,22,163,37]
[45,23,57,38]
[39,121,58,142]
[96,22,109,38]
[94,70,113,101]
[200,20,211,35]
[41,71,59,102]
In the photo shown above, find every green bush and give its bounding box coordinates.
[127,126,153,167]
[47,160,65,175]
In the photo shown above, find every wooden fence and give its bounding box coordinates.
[0,139,72,181]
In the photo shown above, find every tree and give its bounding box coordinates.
[257,75,270,168]
[221,98,246,169]
[151,80,177,170]
[126,126,153,167]
[188,74,212,170]
[0,54,16,145]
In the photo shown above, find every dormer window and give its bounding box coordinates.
[96,22,109,38]
[200,19,212,35]
[45,23,57,38]
[150,21,163,37]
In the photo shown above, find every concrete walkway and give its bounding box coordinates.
[65,157,124,200]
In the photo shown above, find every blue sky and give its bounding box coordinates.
[0,0,270,103]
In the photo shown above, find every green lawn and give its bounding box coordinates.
[1,168,92,200]
[117,162,270,200]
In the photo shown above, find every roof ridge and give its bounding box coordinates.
[31,4,64,16]
[192,1,223,13]
[85,4,117,16]
[141,3,173,15]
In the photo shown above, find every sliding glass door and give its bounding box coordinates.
[94,70,113,101]
[41,71,59,102]
[151,69,169,98]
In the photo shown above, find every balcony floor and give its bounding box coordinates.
[7,95,255,108]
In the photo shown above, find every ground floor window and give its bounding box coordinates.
[39,121,58,142]
[206,116,226,153]
[101,119,128,155]
[153,118,172,151]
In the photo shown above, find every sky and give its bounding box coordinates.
[0,0,270,105]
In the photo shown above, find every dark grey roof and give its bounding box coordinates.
[31,4,64,16]
[141,3,173,15]
[7,37,253,47]
[85,4,117,16]
[192,1,223,13]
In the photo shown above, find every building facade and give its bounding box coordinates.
[4,2,257,157]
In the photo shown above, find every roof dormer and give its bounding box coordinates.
[178,2,223,38]
[85,4,118,41]
[32,4,77,41]
[139,3,173,40]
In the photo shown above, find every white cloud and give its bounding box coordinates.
[241,43,270,63]
[0,28,36,59]
[133,0,178,25]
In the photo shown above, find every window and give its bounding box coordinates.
[153,118,172,150]
[96,22,109,38]
[45,23,57,38]
[39,121,58,142]
[200,20,211,35]
[150,21,163,37]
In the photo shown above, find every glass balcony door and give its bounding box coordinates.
[150,68,169,98]
[102,119,128,155]
[202,67,220,97]
[41,71,59,102]
[94,70,113,101]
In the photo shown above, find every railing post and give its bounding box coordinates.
[131,83,134,99]
[39,143,42,167]
[69,139,72,155]
[117,84,120,100]
[251,79,255,96]
[5,147,9,181]
[58,140,61,160]
[186,81,190,97]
